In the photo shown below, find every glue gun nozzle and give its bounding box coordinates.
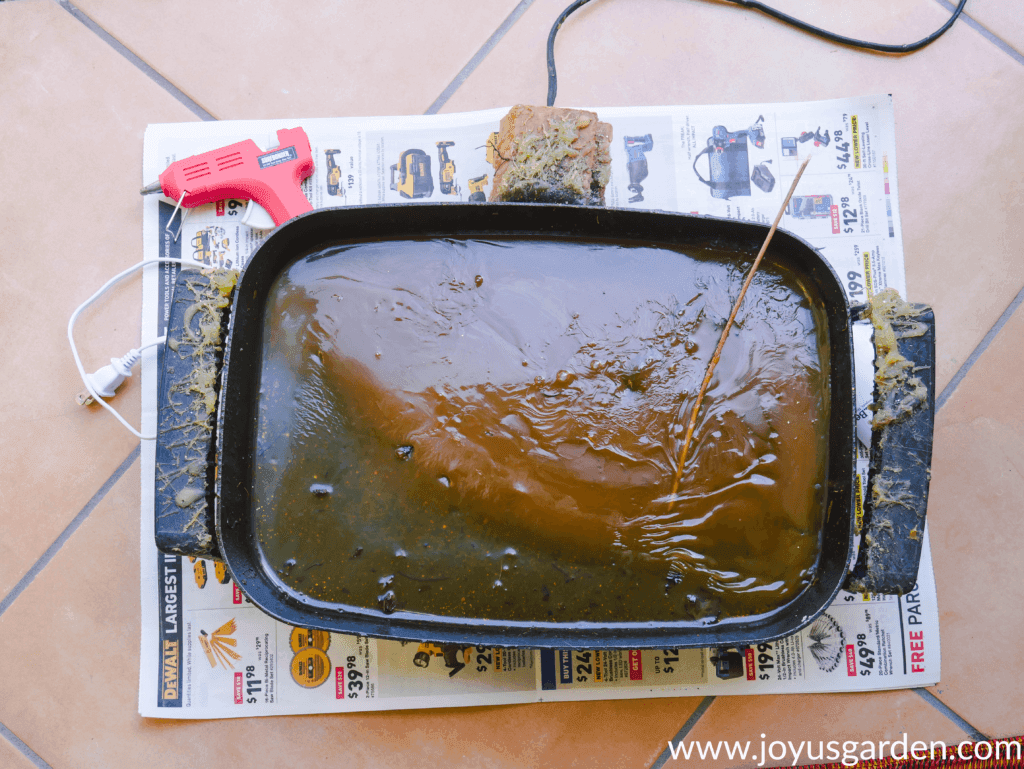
[140,181,163,196]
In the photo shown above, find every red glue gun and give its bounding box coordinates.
[141,126,314,231]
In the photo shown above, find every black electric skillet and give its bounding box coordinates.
[154,203,935,662]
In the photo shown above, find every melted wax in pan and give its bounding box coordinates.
[252,238,830,624]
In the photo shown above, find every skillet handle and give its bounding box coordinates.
[844,303,935,595]
[154,268,236,558]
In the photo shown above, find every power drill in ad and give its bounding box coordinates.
[745,115,766,148]
[141,126,315,237]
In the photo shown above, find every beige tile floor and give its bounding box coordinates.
[0,0,1021,766]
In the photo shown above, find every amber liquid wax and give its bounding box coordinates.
[253,239,830,625]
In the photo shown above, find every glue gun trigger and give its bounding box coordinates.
[240,200,276,230]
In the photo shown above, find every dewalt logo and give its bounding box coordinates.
[162,640,180,700]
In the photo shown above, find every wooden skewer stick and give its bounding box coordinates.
[667,155,813,510]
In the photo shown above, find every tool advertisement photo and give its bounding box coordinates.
[389,148,434,199]
[623,133,653,203]
[691,116,766,200]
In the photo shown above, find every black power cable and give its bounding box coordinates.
[546,0,970,106]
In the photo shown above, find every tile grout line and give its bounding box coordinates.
[933,0,1024,67]
[648,696,716,769]
[0,446,140,619]
[52,0,217,121]
[936,281,1024,410]
[424,0,536,115]
[914,689,989,742]
[0,721,53,769]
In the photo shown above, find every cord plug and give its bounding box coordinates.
[76,348,143,406]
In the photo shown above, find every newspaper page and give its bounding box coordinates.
[138,96,939,718]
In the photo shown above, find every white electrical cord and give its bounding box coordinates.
[68,258,188,440]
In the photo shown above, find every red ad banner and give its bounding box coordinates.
[629,651,643,681]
